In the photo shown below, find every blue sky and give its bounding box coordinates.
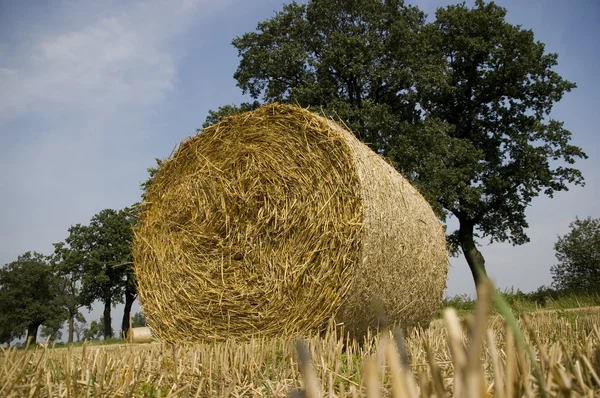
[1,0,598,331]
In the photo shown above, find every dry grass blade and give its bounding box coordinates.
[364,357,380,398]
[486,329,504,398]
[465,280,491,398]
[295,341,322,398]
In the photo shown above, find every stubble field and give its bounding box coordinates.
[2,288,599,397]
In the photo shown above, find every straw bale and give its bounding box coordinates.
[133,103,448,342]
[128,327,153,344]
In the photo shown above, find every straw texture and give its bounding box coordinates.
[133,103,448,342]
[128,327,153,344]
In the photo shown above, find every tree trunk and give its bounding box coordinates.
[67,311,75,344]
[121,286,136,339]
[27,323,40,344]
[103,299,113,339]
[458,218,488,289]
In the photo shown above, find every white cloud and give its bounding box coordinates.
[0,0,216,122]
[0,0,235,266]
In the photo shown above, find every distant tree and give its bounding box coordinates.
[40,323,63,343]
[552,217,600,293]
[0,252,66,344]
[202,101,261,129]
[87,209,135,339]
[84,320,102,341]
[226,0,587,289]
[73,313,87,342]
[52,230,87,343]
[140,158,165,202]
[69,209,135,340]
[119,207,138,339]
[131,311,147,328]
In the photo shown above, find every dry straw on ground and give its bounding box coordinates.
[133,103,448,343]
[2,299,599,397]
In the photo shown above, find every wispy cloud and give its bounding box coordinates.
[0,0,234,265]
[0,0,225,121]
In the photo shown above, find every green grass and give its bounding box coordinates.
[438,286,600,318]
[32,337,128,350]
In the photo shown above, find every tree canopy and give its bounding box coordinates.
[56,209,136,340]
[0,252,65,344]
[84,319,102,341]
[207,0,587,288]
[131,312,147,328]
[552,217,600,293]
[230,0,435,156]
[414,0,586,284]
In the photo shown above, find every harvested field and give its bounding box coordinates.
[2,285,599,397]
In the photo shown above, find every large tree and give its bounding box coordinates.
[219,0,586,288]
[413,0,586,285]
[551,217,600,293]
[0,252,65,344]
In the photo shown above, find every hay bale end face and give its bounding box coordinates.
[133,103,448,342]
[128,327,153,344]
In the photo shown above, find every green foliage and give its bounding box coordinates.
[57,209,136,340]
[40,324,63,343]
[52,234,87,343]
[81,209,134,304]
[73,312,87,342]
[131,311,147,328]
[556,308,579,327]
[417,0,586,245]
[263,342,285,379]
[140,158,165,201]
[133,381,169,397]
[202,101,261,129]
[222,0,586,287]
[231,0,433,156]
[0,252,66,344]
[84,320,102,341]
[552,216,600,293]
[440,293,476,316]
[440,286,600,318]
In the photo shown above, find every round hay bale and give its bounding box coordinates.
[128,327,153,344]
[133,103,448,342]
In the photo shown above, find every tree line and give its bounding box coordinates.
[1,210,597,345]
[0,208,146,345]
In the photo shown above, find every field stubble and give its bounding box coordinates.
[1,284,600,397]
